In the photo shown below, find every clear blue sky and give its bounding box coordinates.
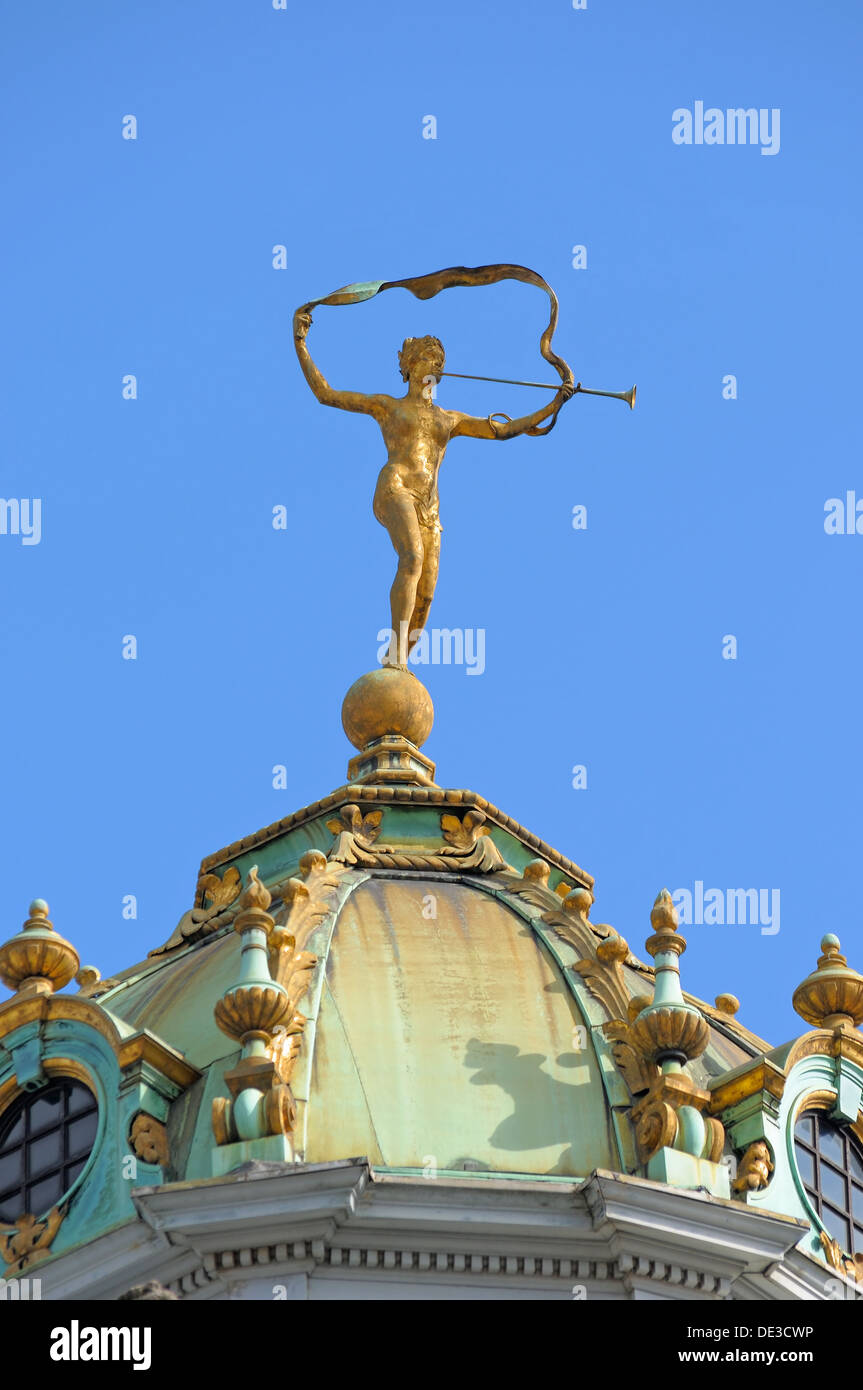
[1,0,860,1047]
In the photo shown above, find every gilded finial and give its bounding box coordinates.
[645,888,686,960]
[630,888,709,1067]
[240,865,272,914]
[212,867,295,1151]
[715,993,740,1017]
[563,887,594,917]
[792,933,863,1031]
[0,898,80,998]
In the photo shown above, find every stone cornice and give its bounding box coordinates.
[29,1160,839,1301]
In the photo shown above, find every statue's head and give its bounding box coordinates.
[398,335,445,384]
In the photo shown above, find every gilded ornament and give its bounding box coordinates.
[792,934,863,1031]
[327,805,511,873]
[130,1113,170,1167]
[714,993,740,1017]
[608,889,726,1167]
[266,849,346,1085]
[732,1140,773,1193]
[820,1229,863,1284]
[574,934,631,1022]
[0,1203,66,1276]
[0,899,79,997]
[212,868,297,1147]
[150,867,242,957]
[294,265,578,671]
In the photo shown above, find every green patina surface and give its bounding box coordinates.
[2,790,827,1277]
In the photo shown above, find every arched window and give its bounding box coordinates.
[0,1079,98,1223]
[794,1110,863,1255]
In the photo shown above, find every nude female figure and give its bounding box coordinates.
[293,309,574,669]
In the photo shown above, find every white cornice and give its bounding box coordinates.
[31,1161,856,1301]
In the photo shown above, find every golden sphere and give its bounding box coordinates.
[341,667,434,751]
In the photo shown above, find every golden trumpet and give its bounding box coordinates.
[440,371,636,409]
[575,383,637,410]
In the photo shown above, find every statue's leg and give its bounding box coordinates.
[376,495,424,668]
[407,521,441,653]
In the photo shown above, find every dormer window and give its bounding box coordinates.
[0,1079,98,1222]
[794,1110,863,1256]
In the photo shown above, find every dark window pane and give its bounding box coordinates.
[0,1148,23,1193]
[65,1158,87,1189]
[67,1112,97,1161]
[67,1087,95,1118]
[823,1205,851,1253]
[821,1162,848,1212]
[0,1190,24,1223]
[27,1173,63,1217]
[854,1225,863,1255]
[849,1145,863,1185]
[0,1113,24,1147]
[795,1146,816,1190]
[796,1115,815,1146]
[28,1128,63,1178]
[852,1184,863,1223]
[817,1121,845,1167]
[28,1092,64,1135]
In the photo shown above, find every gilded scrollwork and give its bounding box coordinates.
[326,805,512,873]
[0,1203,67,1276]
[150,866,243,957]
[820,1229,863,1284]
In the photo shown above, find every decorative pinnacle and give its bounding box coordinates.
[0,897,80,997]
[792,933,863,1032]
[630,888,709,1069]
[232,866,275,940]
[645,888,686,959]
[715,993,740,1017]
[240,866,272,914]
[215,867,289,1044]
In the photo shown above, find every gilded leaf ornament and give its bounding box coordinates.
[267,849,350,1085]
[150,866,243,956]
[326,805,511,872]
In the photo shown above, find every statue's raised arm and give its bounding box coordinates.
[293,307,388,418]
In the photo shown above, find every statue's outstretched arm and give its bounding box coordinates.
[293,310,388,418]
[450,383,573,440]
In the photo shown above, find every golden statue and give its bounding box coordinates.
[294,307,573,668]
[292,265,633,780]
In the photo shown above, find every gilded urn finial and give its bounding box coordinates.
[212,867,296,1151]
[0,898,80,998]
[629,889,710,1068]
[792,933,863,1031]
